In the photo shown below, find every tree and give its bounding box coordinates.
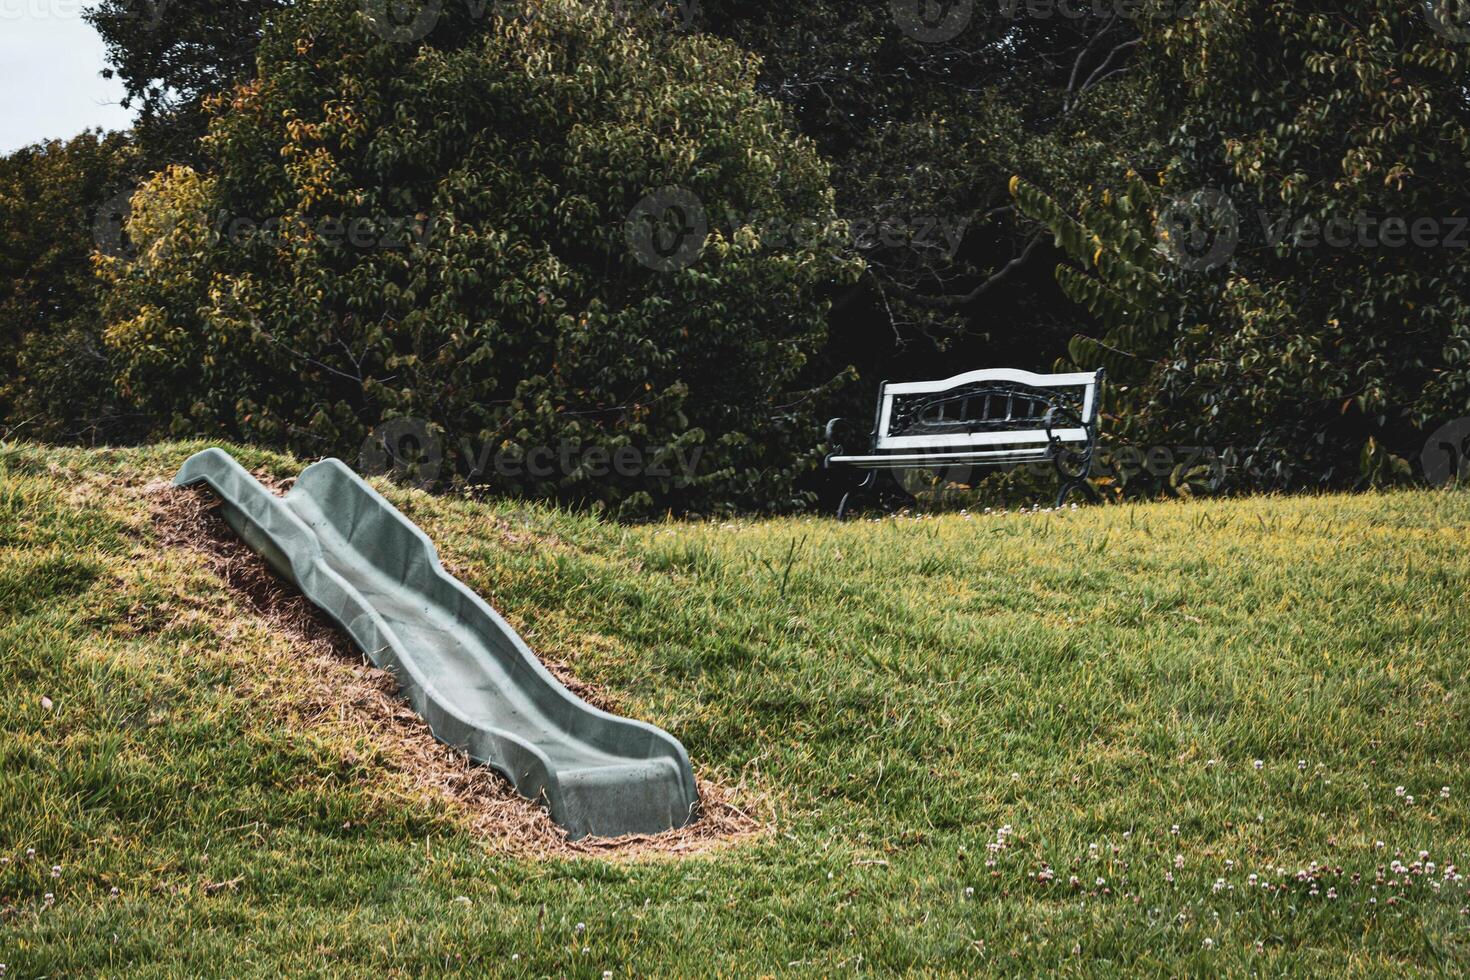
[84,0,1159,369]
[1016,0,1470,491]
[86,0,287,164]
[0,131,137,441]
[100,0,857,515]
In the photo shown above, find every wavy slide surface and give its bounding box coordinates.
[174,448,698,839]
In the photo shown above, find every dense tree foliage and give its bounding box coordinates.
[98,0,855,515]
[1015,0,1470,492]
[0,132,137,440]
[84,0,1155,364]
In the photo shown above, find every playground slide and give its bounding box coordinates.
[174,448,699,840]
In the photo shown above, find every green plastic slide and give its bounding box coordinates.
[174,448,698,839]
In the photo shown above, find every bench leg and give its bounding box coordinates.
[837,469,915,520]
[837,469,876,521]
[1056,478,1090,509]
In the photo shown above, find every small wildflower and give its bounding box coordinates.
[1442,786,1452,799]
[25,848,35,859]
[43,892,54,905]
[1174,854,1185,869]
[50,865,60,878]
[576,922,586,935]
[1069,875,1081,888]
[1164,871,1175,884]
[1202,938,1215,950]
[1095,877,1106,887]
[1206,759,1218,768]
[1407,795,1416,805]
[110,886,120,898]
[1170,824,1180,836]
[964,886,974,898]
[511,954,520,962]
[1297,760,1307,771]
[40,696,53,711]
[603,973,614,979]
[1396,786,1406,797]
[1326,887,1337,899]
[1253,759,1264,771]
[1376,840,1386,849]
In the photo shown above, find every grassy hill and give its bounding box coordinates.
[4,442,1470,975]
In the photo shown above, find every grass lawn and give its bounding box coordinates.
[4,441,1470,975]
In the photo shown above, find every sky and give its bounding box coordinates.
[0,2,136,154]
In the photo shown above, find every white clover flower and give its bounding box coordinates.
[1396,786,1406,797]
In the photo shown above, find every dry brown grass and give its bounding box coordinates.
[143,478,765,860]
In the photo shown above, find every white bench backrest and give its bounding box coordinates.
[875,368,1101,451]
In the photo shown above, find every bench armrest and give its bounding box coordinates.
[824,417,867,461]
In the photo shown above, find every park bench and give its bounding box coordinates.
[824,368,1105,519]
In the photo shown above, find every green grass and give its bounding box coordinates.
[4,441,1470,975]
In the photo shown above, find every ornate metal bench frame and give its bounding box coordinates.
[824,368,1105,519]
